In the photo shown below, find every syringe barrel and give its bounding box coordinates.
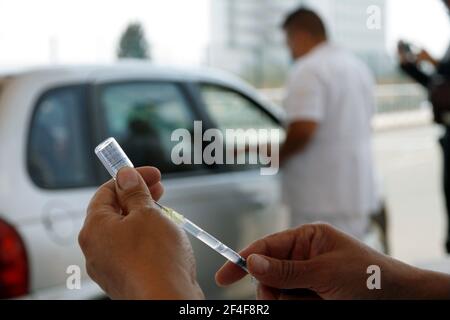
[181,219,248,273]
[94,137,248,273]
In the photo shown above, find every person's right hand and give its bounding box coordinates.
[79,166,204,300]
[216,223,450,299]
[397,41,438,67]
[417,49,438,66]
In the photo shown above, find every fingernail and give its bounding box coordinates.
[117,167,139,190]
[249,254,269,275]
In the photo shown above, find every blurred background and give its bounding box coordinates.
[0,0,449,299]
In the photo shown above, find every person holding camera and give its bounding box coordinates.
[398,0,450,253]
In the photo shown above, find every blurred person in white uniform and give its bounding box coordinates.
[279,7,379,240]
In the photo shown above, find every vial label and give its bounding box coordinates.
[95,137,133,178]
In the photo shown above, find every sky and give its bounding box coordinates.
[0,0,449,68]
[0,0,210,66]
[386,0,450,57]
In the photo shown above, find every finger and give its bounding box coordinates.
[115,167,154,215]
[136,167,164,201]
[136,166,162,189]
[135,166,164,201]
[247,254,314,289]
[86,167,162,223]
[215,261,247,287]
[216,228,302,286]
[85,179,121,224]
[129,167,163,200]
[149,182,164,201]
[80,180,121,251]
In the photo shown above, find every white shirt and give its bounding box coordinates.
[282,42,379,219]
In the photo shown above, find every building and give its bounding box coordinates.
[208,0,390,87]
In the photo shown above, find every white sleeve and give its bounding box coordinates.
[283,67,325,124]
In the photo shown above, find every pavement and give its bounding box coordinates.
[373,122,448,265]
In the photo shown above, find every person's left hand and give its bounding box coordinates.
[78,166,204,299]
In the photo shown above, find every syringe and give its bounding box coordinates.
[95,137,248,273]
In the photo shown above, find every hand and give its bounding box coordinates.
[417,49,438,66]
[216,223,450,299]
[78,166,204,300]
[397,41,438,67]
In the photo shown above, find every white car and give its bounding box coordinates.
[0,63,289,299]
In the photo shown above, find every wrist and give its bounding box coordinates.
[139,281,204,300]
[388,262,450,299]
[413,268,450,299]
[129,271,204,300]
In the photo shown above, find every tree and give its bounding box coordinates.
[117,22,150,59]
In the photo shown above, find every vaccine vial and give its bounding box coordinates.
[94,137,133,179]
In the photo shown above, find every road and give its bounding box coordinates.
[374,124,448,264]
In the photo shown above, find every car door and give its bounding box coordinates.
[25,84,102,296]
[94,79,288,299]
[93,80,236,298]
[190,82,290,298]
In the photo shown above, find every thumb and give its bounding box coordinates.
[247,254,315,290]
[116,167,153,214]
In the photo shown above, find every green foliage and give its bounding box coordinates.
[117,22,150,59]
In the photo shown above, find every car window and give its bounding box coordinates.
[200,84,283,171]
[99,82,204,175]
[200,84,281,131]
[28,85,96,189]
